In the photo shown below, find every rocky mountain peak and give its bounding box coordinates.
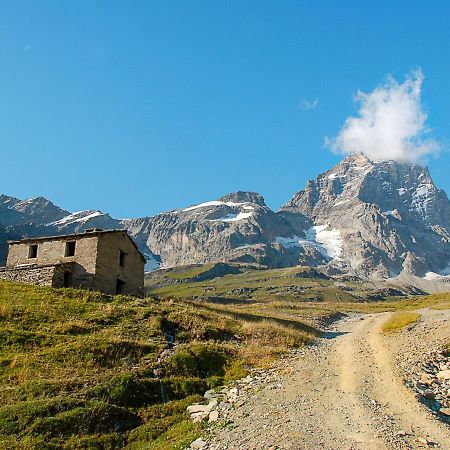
[279,156,450,279]
[218,191,266,207]
[0,194,69,226]
[339,152,373,167]
[0,194,19,205]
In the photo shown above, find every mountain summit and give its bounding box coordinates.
[280,154,450,279]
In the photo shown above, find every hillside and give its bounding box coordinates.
[145,263,427,312]
[0,280,318,449]
[1,270,449,449]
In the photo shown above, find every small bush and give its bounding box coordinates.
[128,396,201,448]
[0,398,82,435]
[129,420,199,450]
[239,320,314,367]
[61,432,122,450]
[14,380,81,402]
[30,401,141,437]
[163,342,232,378]
[242,320,313,348]
[90,376,162,407]
[167,349,197,377]
[163,377,208,400]
[90,340,156,367]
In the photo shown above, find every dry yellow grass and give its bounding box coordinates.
[240,320,314,367]
[382,311,421,333]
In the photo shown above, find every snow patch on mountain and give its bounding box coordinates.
[306,225,343,260]
[144,252,161,272]
[333,199,350,207]
[424,263,450,280]
[183,201,254,212]
[276,225,343,261]
[410,182,436,220]
[210,211,253,222]
[49,211,104,226]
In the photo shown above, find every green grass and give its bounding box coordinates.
[2,265,449,449]
[0,279,317,449]
[145,264,414,306]
[165,264,215,280]
[382,311,421,333]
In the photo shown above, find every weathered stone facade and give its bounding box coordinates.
[0,264,62,286]
[0,230,145,297]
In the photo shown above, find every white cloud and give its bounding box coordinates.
[301,98,319,110]
[325,69,439,164]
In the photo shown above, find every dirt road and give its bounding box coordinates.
[207,310,450,449]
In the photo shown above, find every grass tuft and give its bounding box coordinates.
[382,311,421,333]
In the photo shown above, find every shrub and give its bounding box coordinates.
[90,376,162,407]
[0,398,82,435]
[163,342,232,378]
[30,401,141,437]
[163,377,208,400]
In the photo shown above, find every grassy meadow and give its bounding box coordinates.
[1,264,449,448]
[0,278,316,449]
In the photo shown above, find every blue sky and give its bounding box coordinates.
[1,1,450,218]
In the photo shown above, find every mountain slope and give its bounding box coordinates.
[1,156,449,280]
[280,154,450,279]
[123,191,307,269]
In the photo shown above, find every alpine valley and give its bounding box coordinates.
[2,154,450,286]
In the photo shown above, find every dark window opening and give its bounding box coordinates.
[119,250,126,267]
[65,241,76,257]
[116,279,125,294]
[28,244,38,259]
[63,271,73,288]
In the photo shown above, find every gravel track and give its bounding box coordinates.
[207,309,450,450]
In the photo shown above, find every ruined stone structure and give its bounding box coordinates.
[0,229,145,297]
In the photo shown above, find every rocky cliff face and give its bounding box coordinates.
[280,154,450,279]
[122,192,304,269]
[1,155,449,279]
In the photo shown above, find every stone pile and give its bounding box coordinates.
[186,349,302,449]
[404,347,450,421]
[187,370,279,424]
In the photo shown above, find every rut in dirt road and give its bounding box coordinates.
[206,310,450,450]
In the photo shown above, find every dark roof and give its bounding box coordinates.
[7,229,146,263]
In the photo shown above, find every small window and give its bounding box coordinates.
[119,250,126,267]
[65,241,76,257]
[28,244,38,259]
[116,279,125,294]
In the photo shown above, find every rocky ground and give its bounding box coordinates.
[188,309,450,450]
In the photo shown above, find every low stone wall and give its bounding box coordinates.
[0,264,60,287]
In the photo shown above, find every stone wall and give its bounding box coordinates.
[95,231,144,297]
[6,235,98,274]
[0,264,58,286]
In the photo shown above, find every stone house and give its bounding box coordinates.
[0,229,145,297]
